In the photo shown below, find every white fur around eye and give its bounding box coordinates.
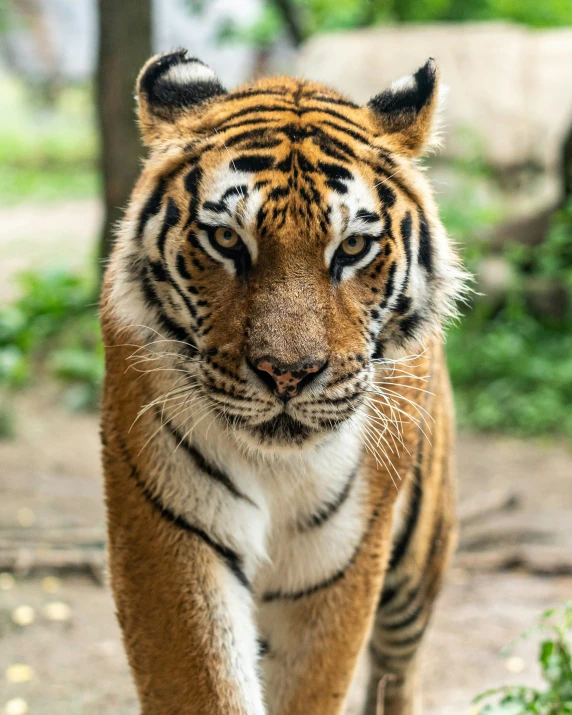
[338,243,382,281]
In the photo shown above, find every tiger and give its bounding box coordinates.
[99,49,466,715]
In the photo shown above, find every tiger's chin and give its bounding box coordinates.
[227,411,339,455]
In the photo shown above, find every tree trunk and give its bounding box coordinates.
[269,0,306,46]
[96,0,152,271]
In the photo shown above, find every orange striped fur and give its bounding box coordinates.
[100,50,466,715]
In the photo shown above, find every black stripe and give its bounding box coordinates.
[370,642,412,665]
[379,575,409,610]
[202,200,228,215]
[150,260,199,322]
[232,155,275,173]
[299,467,358,531]
[376,147,397,168]
[400,312,422,339]
[382,602,424,631]
[139,268,197,351]
[176,252,191,279]
[383,627,426,649]
[217,117,285,134]
[222,185,248,202]
[268,186,290,201]
[136,179,167,242]
[227,89,292,102]
[116,435,250,589]
[305,93,359,109]
[395,295,412,315]
[160,416,256,506]
[356,209,380,224]
[384,261,397,301]
[318,161,353,183]
[258,639,270,657]
[298,105,367,134]
[156,197,181,259]
[321,120,371,145]
[381,518,444,619]
[183,165,202,229]
[417,208,433,274]
[376,181,396,209]
[388,464,423,571]
[384,585,420,618]
[326,179,348,194]
[311,130,356,161]
[223,128,269,147]
[217,104,295,128]
[262,502,381,603]
[400,211,413,281]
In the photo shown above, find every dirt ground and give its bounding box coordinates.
[1,390,571,715]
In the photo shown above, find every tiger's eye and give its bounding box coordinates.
[340,235,366,256]
[214,227,239,249]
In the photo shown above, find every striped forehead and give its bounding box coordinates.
[197,125,384,249]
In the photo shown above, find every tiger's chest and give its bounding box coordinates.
[252,426,368,600]
[151,410,370,597]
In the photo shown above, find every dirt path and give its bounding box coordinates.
[1,391,571,714]
[0,199,102,302]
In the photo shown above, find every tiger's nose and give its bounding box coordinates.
[252,357,327,401]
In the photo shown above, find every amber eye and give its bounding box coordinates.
[214,226,239,250]
[340,235,366,257]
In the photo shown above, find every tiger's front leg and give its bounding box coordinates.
[102,428,266,715]
[257,474,396,715]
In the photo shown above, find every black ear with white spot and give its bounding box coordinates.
[368,59,442,156]
[137,50,227,145]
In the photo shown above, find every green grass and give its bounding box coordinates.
[0,166,99,203]
[0,78,99,204]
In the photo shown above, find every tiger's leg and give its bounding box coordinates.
[102,423,265,715]
[257,476,395,715]
[362,387,457,715]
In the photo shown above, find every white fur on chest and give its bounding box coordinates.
[149,403,368,593]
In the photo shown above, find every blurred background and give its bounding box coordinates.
[1,1,572,714]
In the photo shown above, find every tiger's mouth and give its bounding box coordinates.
[250,413,314,445]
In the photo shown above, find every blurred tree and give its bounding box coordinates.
[97,0,152,270]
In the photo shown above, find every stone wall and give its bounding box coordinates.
[296,22,572,170]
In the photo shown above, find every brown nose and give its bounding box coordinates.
[253,357,327,400]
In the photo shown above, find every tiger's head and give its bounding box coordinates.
[108,50,466,452]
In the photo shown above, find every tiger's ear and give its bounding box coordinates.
[368,59,442,157]
[136,49,227,146]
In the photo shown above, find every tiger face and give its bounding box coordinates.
[109,51,465,450]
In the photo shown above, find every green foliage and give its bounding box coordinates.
[474,603,572,714]
[0,78,98,204]
[225,0,572,47]
[0,269,103,412]
[446,189,572,438]
[447,311,572,437]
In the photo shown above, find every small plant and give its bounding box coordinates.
[0,268,103,412]
[474,602,572,714]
